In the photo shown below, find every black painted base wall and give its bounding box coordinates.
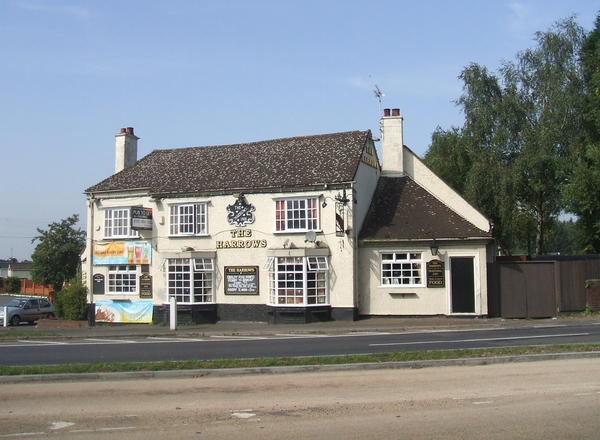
[152,304,357,325]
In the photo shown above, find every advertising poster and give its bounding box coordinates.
[95,299,153,323]
[93,242,152,265]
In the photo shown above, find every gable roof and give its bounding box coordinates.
[86,130,371,196]
[359,176,491,241]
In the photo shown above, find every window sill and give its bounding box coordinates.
[273,230,323,234]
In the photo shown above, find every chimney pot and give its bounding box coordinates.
[126,127,134,135]
[392,108,400,116]
[383,108,391,117]
[120,128,126,134]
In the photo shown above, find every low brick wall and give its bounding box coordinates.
[586,279,600,312]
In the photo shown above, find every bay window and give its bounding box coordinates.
[167,258,214,303]
[267,256,328,305]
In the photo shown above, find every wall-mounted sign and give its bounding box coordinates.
[93,241,152,265]
[216,229,267,249]
[93,274,105,295]
[227,196,255,227]
[225,266,259,294]
[427,260,445,288]
[131,207,153,230]
[139,274,152,298]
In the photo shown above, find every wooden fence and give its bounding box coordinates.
[0,278,54,300]
[487,255,600,318]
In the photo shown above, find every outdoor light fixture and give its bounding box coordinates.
[430,239,439,257]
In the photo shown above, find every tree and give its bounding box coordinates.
[564,12,600,253]
[425,17,586,255]
[30,214,86,292]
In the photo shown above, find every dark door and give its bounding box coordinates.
[451,257,475,313]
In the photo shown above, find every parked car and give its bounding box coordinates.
[0,297,55,326]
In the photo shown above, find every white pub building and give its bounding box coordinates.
[83,109,492,324]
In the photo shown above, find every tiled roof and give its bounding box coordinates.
[86,130,371,195]
[359,176,491,241]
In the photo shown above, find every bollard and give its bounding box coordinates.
[3,306,7,327]
[170,296,177,330]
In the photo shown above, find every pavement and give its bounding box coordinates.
[1,313,598,340]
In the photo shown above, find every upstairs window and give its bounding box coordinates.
[275,198,318,232]
[104,208,136,238]
[381,252,423,286]
[169,203,207,235]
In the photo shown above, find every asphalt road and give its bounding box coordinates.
[1,358,598,439]
[1,322,599,366]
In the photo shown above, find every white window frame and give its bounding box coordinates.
[274,197,319,232]
[108,265,137,294]
[169,203,208,236]
[267,256,329,306]
[103,208,137,238]
[380,252,424,286]
[166,258,214,304]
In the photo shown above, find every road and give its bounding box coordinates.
[1,322,599,366]
[0,358,598,439]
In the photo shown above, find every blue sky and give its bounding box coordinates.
[1,1,598,261]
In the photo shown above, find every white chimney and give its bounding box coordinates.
[115,127,139,174]
[380,108,404,176]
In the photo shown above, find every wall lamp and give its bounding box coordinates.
[430,239,440,257]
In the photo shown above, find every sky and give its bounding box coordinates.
[1,0,598,261]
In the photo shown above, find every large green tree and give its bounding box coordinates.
[31,214,86,292]
[425,17,586,255]
[565,12,600,253]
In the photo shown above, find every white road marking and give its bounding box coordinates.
[85,338,137,343]
[17,340,68,345]
[369,332,590,347]
[51,421,75,430]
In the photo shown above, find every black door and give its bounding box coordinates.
[451,257,475,313]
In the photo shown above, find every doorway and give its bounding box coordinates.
[450,257,475,313]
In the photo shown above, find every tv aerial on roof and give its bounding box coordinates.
[374,85,384,116]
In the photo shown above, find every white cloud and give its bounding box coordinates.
[508,2,532,34]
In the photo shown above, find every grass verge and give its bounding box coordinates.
[1,343,598,376]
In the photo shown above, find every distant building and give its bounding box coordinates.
[82,109,492,324]
[8,262,33,279]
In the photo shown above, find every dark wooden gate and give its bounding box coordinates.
[487,255,600,318]
[487,261,556,318]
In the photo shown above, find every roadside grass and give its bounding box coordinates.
[1,343,598,376]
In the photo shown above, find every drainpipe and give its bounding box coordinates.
[87,196,95,326]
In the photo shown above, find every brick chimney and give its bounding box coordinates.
[380,108,404,176]
[115,127,139,174]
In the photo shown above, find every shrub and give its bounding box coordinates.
[55,275,88,320]
[4,277,21,294]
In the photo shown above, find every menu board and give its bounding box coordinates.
[427,260,445,288]
[225,266,258,294]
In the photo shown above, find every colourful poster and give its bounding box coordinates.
[93,242,152,265]
[95,299,154,323]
